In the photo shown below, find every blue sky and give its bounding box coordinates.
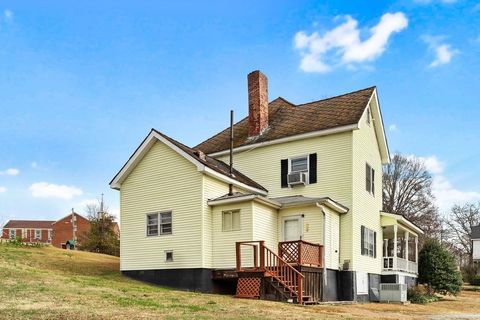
[0,0,479,223]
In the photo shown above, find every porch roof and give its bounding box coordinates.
[208,193,348,213]
[381,211,424,235]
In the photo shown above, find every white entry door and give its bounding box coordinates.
[283,216,302,241]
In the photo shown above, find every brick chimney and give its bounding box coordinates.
[247,70,268,137]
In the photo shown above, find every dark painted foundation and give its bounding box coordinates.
[324,269,338,301]
[122,268,214,293]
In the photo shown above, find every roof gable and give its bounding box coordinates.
[195,86,378,155]
[110,129,267,195]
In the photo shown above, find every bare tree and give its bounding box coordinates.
[383,153,441,242]
[444,202,480,264]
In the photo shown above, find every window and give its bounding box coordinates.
[366,107,371,125]
[22,229,27,239]
[365,163,375,196]
[35,229,41,240]
[146,213,159,236]
[165,250,173,262]
[361,226,376,258]
[9,229,16,239]
[146,211,172,236]
[48,230,52,241]
[222,210,240,231]
[290,156,308,174]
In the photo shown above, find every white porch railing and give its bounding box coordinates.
[383,257,418,274]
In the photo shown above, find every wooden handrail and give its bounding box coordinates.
[236,241,304,303]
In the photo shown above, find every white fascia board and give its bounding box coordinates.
[207,194,280,209]
[110,131,205,190]
[203,167,267,196]
[381,212,424,235]
[208,124,359,157]
[368,89,390,165]
[322,199,349,214]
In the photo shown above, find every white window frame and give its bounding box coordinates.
[146,211,173,237]
[362,226,375,258]
[22,229,27,239]
[9,229,16,239]
[165,250,173,263]
[34,229,41,240]
[48,230,52,241]
[289,155,309,175]
[366,163,375,196]
[222,210,240,232]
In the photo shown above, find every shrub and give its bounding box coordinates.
[418,239,463,295]
[407,286,439,304]
[470,275,480,286]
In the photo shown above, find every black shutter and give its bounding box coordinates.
[361,225,365,256]
[309,153,317,184]
[281,159,288,188]
[366,164,371,192]
[371,168,375,196]
[374,231,377,258]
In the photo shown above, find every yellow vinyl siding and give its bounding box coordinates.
[252,202,278,252]
[218,132,354,270]
[351,104,383,274]
[322,206,340,270]
[211,202,253,269]
[203,175,248,269]
[120,140,203,271]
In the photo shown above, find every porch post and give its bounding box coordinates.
[405,231,409,272]
[393,225,398,270]
[415,236,418,263]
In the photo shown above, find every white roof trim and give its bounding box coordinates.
[208,123,359,157]
[110,131,267,196]
[319,199,349,214]
[207,194,280,208]
[381,212,424,235]
[367,88,390,164]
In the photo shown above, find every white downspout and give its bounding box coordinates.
[317,203,327,302]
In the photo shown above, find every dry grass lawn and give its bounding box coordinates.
[0,244,479,319]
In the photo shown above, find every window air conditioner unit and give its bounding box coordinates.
[287,172,307,186]
[379,283,407,303]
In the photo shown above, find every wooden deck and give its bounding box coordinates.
[233,240,324,304]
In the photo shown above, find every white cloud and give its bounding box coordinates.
[423,36,459,67]
[31,162,38,168]
[410,155,480,211]
[388,124,397,132]
[0,186,6,193]
[29,182,83,200]
[3,9,13,22]
[294,12,408,73]
[0,168,19,176]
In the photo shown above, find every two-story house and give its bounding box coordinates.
[110,70,423,303]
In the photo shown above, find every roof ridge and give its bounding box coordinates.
[296,86,376,107]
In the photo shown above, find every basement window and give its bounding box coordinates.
[165,250,173,262]
[222,210,240,231]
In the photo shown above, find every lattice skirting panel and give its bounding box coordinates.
[235,278,261,299]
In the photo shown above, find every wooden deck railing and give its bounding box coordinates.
[236,241,305,303]
[278,240,324,267]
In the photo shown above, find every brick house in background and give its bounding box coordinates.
[1,220,55,243]
[52,212,91,249]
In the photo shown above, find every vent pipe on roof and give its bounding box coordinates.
[247,70,268,137]
[228,110,234,196]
